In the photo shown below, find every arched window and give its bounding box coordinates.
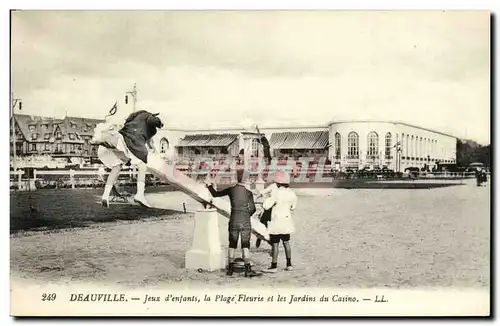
[411,135,414,159]
[415,136,419,159]
[347,132,359,158]
[385,132,392,159]
[419,137,423,159]
[251,138,259,157]
[334,132,341,159]
[160,137,169,154]
[401,133,404,157]
[405,134,409,158]
[367,132,379,158]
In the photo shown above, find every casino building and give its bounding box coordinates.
[156,120,458,172]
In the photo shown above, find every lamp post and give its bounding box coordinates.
[125,83,137,112]
[396,141,402,172]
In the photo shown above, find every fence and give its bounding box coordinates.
[9,168,161,191]
[10,167,489,191]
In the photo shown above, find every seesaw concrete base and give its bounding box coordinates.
[185,208,225,271]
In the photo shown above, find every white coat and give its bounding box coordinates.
[263,186,297,235]
[260,183,278,198]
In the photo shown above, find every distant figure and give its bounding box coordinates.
[476,168,488,186]
[206,169,262,278]
[262,170,297,273]
[257,134,272,164]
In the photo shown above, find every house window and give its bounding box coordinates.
[160,138,169,154]
[221,148,228,155]
[44,133,50,140]
[367,132,379,158]
[56,143,62,152]
[385,132,392,159]
[45,143,50,151]
[28,124,36,132]
[334,132,341,159]
[69,144,74,151]
[31,133,38,140]
[347,132,359,158]
[208,148,215,155]
[71,123,77,129]
[31,143,36,151]
[194,148,200,155]
[41,124,48,129]
[69,133,75,140]
[55,132,62,139]
[177,147,184,155]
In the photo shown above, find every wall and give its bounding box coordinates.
[153,129,186,161]
[329,121,457,171]
[158,122,456,171]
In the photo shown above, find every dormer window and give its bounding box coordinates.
[71,123,77,129]
[28,124,36,132]
[41,124,48,129]
[44,133,50,140]
[69,133,76,140]
[31,133,38,140]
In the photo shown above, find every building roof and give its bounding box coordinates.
[162,119,460,140]
[176,134,239,147]
[327,119,459,139]
[13,114,104,144]
[269,132,288,148]
[269,131,330,149]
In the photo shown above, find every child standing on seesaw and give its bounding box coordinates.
[206,168,262,278]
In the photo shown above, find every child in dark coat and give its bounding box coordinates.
[206,169,262,278]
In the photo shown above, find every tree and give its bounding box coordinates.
[456,139,491,167]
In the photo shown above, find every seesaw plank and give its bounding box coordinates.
[146,155,270,241]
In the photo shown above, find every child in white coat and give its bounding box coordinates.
[255,181,278,248]
[262,170,297,272]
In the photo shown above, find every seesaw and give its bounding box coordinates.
[146,155,270,242]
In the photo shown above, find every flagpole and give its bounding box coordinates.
[125,83,137,113]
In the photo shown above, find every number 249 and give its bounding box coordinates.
[42,293,57,301]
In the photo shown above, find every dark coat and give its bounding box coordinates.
[119,110,163,164]
[207,184,256,230]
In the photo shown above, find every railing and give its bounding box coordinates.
[9,166,490,191]
[10,168,160,191]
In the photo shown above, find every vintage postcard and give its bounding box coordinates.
[9,10,490,317]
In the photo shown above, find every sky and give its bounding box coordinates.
[11,10,491,144]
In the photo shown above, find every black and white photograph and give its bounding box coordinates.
[9,9,491,317]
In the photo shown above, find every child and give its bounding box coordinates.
[255,180,278,248]
[262,170,297,272]
[206,169,262,278]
